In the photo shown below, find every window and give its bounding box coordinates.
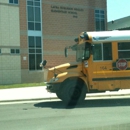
[10,49,20,54]
[28,36,42,70]
[93,43,112,61]
[76,43,90,62]
[27,0,41,31]
[27,0,42,71]
[76,44,85,62]
[9,0,18,4]
[95,9,105,31]
[118,42,130,59]
[93,44,102,60]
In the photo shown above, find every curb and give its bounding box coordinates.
[0,97,58,103]
[86,93,130,98]
[1,93,130,103]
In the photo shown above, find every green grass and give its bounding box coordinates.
[0,82,46,89]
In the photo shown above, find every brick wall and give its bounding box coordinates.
[18,0,107,83]
[43,39,76,67]
[19,0,27,31]
[42,0,107,68]
[19,0,28,70]
[19,0,106,69]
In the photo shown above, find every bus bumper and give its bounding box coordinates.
[46,83,61,93]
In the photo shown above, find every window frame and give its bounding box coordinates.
[118,42,130,59]
[27,0,43,71]
[93,43,112,61]
[93,43,103,61]
[76,44,85,62]
[9,0,19,5]
[27,0,41,31]
[95,9,106,31]
[10,49,20,54]
[28,36,42,70]
[76,42,91,62]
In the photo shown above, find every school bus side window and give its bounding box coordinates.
[93,44,102,60]
[93,43,112,61]
[118,42,130,59]
[103,43,112,60]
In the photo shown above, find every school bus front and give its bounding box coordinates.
[40,30,130,104]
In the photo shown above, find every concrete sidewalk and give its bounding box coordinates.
[0,86,57,102]
[1,86,130,102]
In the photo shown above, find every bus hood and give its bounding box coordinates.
[46,62,82,82]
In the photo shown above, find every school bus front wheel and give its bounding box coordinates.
[58,79,87,104]
[56,90,62,100]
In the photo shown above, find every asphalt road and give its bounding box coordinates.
[0,99,130,130]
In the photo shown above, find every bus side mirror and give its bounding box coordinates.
[64,47,68,57]
[40,60,47,67]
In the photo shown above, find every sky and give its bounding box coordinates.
[107,0,130,22]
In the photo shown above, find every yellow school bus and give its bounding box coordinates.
[40,30,130,104]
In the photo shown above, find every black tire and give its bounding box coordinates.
[61,79,87,105]
[56,90,62,100]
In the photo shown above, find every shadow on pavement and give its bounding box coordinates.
[34,98,130,109]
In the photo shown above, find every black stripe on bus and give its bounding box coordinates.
[92,77,130,81]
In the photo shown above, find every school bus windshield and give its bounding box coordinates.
[76,42,91,62]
